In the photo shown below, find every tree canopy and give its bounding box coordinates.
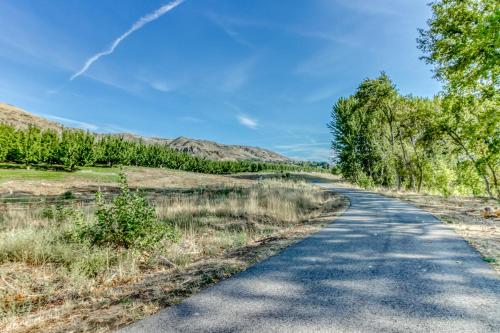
[417,0,499,97]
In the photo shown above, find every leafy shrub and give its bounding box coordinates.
[82,173,175,248]
[41,206,55,219]
[41,204,82,222]
[330,165,341,175]
[355,171,375,189]
[40,204,83,222]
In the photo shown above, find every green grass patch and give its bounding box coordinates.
[0,165,120,183]
[75,167,121,183]
[0,168,70,182]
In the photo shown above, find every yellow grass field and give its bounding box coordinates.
[0,167,347,332]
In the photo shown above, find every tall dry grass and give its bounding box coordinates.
[0,179,337,332]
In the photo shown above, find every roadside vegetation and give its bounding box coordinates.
[0,173,345,332]
[329,0,498,198]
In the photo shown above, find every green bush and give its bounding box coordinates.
[82,173,175,248]
[330,165,341,175]
[41,204,82,223]
[61,191,76,200]
[355,171,375,189]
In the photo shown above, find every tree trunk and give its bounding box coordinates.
[410,173,416,191]
[447,129,494,198]
[486,161,499,198]
[417,166,423,193]
[396,171,401,191]
[481,173,493,198]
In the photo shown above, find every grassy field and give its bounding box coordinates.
[0,166,254,201]
[0,168,346,332]
[0,167,120,184]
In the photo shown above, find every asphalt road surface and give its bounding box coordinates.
[120,184,500,333]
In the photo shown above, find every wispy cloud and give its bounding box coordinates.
[274,142,333,161]
[295,47,339,77]
[207,12,254,48]
[70,0,184,80]
[149,80,174,92]
[275,142,330,150]
[237,115,258,129]
[42,114,99,131]
[222,57,257,92]
[100,123,137,134]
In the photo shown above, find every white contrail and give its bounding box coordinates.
[70,0,184,80]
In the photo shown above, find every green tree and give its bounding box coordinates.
[418,0,499,197]
[0,124,15,162]
[418,0,499,97]
[17,126,42,166]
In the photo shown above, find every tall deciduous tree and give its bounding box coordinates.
[418,0,499,197]
[417,0,499,97]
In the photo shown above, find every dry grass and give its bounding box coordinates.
[0,168,326,205]
[0,166,252,198]
[0,103,62,132]
[0,179,346,333]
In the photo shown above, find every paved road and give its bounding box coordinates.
[120,184,500,333]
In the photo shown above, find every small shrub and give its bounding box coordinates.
[82,173,175,248]
[61,191,76,200]
[331,165,341,175]
[355,171,375,189]
[41,206,55,219]
[41,204,82,223]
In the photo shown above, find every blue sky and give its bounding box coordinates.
[0,0,441,161]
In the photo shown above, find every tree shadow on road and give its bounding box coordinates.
[126,187,500,332]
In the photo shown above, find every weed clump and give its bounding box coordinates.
[80,173,176,248]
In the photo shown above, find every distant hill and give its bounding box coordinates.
[0,103,62,131]
[167,136,289,162]
[0,102,290,162]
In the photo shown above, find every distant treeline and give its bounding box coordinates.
[0,123,315,174]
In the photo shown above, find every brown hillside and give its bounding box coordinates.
[0,103,62,131]
[168,136,289,162]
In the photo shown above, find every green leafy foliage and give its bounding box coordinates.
[329,73,498,197]
[418,0,499,97]
[81,173,177,248]
[416,0,499,197]
[330,1,499,198]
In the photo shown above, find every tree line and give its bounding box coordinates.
[329,0,498,198]
[0,123,311,174]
